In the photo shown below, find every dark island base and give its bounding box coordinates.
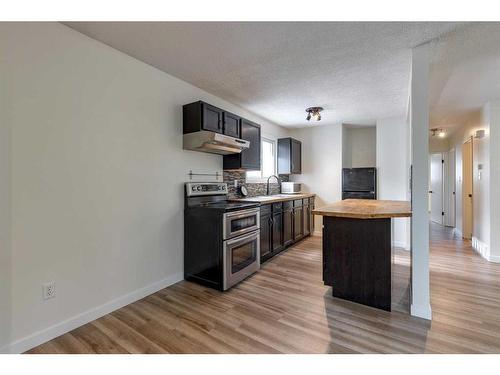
[322,216,392,311]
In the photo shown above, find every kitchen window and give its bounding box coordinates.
[246,137,276,182]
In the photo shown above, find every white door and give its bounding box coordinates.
[430,153,444,225]
[462,139,473,239]
[444,149,456,227]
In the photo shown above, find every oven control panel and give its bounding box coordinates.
[186,182,228,197]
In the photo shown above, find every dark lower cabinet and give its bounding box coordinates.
[293,207,303,241]
[303,202,311,237]
[283,208,294,248]
[260,214,272,260]
[272,212,283,252]
[260,197,315,263]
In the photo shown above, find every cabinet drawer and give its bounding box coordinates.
[294,199,303,207]
[272,202,283,212]
[283,201,293,211]
[260,204,272,215]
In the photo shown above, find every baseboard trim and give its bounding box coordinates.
[488,255,500,263]
[472,236,490,261]
[0,272,183,354]
[410,303,432,320]
[393,241,410,251]
[313,230,322,236]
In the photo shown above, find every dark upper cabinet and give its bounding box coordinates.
[183,101,240,138]
[223,111,240,138]
[223,118,261,170]
[202,103,223,133]
[278,138,302,174]
[183,101,223,134]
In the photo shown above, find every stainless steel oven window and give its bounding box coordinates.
[223,230,260,290]
[223,208,260,240]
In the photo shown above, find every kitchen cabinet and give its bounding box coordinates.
[260,213,272,260]
[278,138,302,174]
[223,118,261,171]
[183,101,223,134]
[282,201,294,248]
[183,101,242,139]
[222,111,240,138]
[310,197,315,233]
[260,203,283,262]
[259,197,314,263]
[293,205,303,241]
[303,199,311,237]
[183,100,261,170]
[272,211,283,252]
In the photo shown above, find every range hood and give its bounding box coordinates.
[183,131,250,155]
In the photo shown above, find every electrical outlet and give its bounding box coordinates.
[42,281,56,300]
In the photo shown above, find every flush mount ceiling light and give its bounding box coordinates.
[306,107,323,122]
[430,128,446,138]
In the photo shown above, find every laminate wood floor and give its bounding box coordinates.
[27,223,500,353]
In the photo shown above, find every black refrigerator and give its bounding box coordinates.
[342,167,377,200]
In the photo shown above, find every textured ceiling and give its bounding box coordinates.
[65,22,464,128]
[429,23,500,132]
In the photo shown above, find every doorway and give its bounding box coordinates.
[429,153,444,225]
[462,138,473,239]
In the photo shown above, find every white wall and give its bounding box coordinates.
[450,109,491,260]
[376,116,410,249]
[0,22,289,353]
[289,124,343,232]
[342,126,376,168]
[429,136,450,153]
[0,43,12,349]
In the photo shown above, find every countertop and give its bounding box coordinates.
[230,192,316,204]
[312,199,411,219]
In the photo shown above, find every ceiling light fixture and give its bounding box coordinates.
[306,107,323,122]
[430,128,446,138]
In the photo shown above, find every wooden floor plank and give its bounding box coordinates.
[26,223,500,353]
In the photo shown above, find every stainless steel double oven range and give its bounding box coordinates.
[184,182,260,291]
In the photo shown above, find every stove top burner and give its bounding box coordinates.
[184,182,259,211]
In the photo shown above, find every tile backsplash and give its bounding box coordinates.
[223,171,289,199]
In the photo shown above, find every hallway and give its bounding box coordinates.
[426,222,500,352]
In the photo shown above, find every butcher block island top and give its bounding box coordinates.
[313,199,411,219]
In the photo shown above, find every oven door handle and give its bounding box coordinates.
[224,207,260,220]
[225,230,259,247]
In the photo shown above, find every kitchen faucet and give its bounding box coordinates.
[266,175,281,195]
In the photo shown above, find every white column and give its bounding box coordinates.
[489,101,500,262]
[410,45,432,320]
[0,38,13,351]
